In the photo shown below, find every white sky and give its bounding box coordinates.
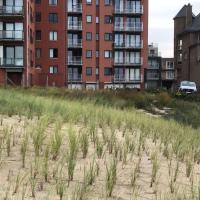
[149,0,200,58]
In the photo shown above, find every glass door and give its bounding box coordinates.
[5,47,14,65]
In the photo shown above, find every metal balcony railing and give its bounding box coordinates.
[0,6,23,15]
[68,56,82,65]
[114,22,143,32]
[0,58,24,68]
[68,22,82,30]
[146,73,160,80]
[114,24,124,31]
[68,4,82,13]
[0,30,24,40]
[114,76,141,82]
[114,57,143,66]
[125,22,143,31]
[114,5,143,14]
[148,64,160,69]
[124,5,144,14]
[114,41,143,49]
[68,39,82,48]
[68,74,82,82]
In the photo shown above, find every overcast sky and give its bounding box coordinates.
[149,0,200,58]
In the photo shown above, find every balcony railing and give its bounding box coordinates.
[124,5,144,14]
[114,76,141,83]
[114,22,143,32]
[148,64,160,69]
[125,22,143,31]
[114,41,143,49]
[146,73,160,80]
[114,57,143,66]
[0,58,24,68]
[0,6,23,15]
[68,56,82,65]
[68,4,82,13]
[68,22,82,30]
[0,30,24,40]
[114,5,143,14]
[68,39,82,48]
[68,74,82,82]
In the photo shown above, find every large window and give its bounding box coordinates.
[4,46,23,66]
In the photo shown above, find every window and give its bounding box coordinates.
[86,32,92,40]
[86,15,92,23]
[36,30,41,40]
[96,67,99,75]
[167,61,174,69]
[86,50,92,58]
[36,48,42,58]
[96,33,99,40]
[86,0,92,4]
[86,67,92,76]
[105,0,112,5]
[35,12,41,22]
[49,31,58,41]
[104,67,112,76]
[96,0,99,5]
[49,13,58,23]
[104,33,112,41]
[104,50,112,58]
[49,0,58,5]
[178,53,182,63]
[96,17,99,23]
[49,65,58,74]
[96,51,99,57]
[104,15,112,24]
[49,48,58,58]
[178,40,183,50]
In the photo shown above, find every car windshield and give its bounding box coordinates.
[181,82,196,87]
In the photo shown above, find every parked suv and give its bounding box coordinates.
[179,81,197,94]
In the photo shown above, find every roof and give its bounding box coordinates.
[174,5,195,19]
[174,4,200,33]
[185,13,200,32]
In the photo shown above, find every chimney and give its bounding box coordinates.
[186,3,193,27]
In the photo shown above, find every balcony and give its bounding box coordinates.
[114,5,143,14]
[114,41,143,49]
[68,74,82,82]
[146,73,160,80]
[0,58,24,68]
[148,63,160,69]
[124,5,144,14]
[68,22,82,31]
[68,39,82,48]
[114,24,124,31]
[114,22,143,32]
[68,56,82,65]
[125,22,143,32]
[114,76,141,83]
[68,4,82,13]
[0,6,24,16]
[114,57,143,66]
[0,30,24,40]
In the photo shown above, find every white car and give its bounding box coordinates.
[179,81,197,94]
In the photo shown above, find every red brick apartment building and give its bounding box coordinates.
[0,0,148,89]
